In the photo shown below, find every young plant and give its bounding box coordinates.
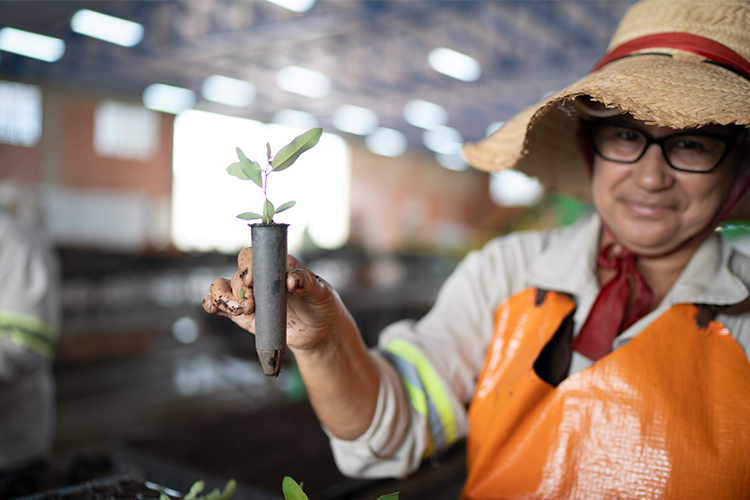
[158,479,236,500]
[227,127,323,225]
[282,476,399,500]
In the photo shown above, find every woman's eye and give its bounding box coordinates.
[673,138,707,151]
[614,130,640,142]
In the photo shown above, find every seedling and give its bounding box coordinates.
[282,476,398,500]
[227,127,323,224]
[158,479,236,500]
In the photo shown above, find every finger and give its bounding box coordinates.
[286,255,328,298]
[203,294,219,314]
[231,271,254,314]
[208,277,243,315]
[237,247,253,287]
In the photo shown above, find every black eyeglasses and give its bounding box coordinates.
[587,121,740,173]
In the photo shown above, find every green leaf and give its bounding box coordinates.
[376,494,400,500]
[218,479,236,500]
[159,493,171,500]
[237,148,263,188]
[184,480,205,500]
[281,477,309,500]
[266,142,272,160]
[263,200,275,224]
[204,488,221,500]
[274,200,296,214]
[226,162,249,180]
[236,212,263,220]
[271,127,322,171]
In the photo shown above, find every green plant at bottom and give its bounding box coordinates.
[159,479,236,500]
[282,476,399,500]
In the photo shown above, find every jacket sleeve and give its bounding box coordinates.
[327,230,546,477]
[0,217,61,382]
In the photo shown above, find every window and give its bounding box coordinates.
[94,100,160,161]
[0,80,42,147]
[172,110,350,253]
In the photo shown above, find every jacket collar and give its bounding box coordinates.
[525,212,750,308]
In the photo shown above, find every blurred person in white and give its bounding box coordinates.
[0,182,61,498]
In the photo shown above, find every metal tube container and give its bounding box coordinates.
[250,223,288,377]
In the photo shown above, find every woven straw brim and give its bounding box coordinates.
[464,53,750,219]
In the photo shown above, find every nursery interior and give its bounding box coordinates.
[4,0,736,499]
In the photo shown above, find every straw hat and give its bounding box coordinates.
[464,0,750,218]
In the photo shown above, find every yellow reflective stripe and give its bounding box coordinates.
[385,338,458,447]
[0,328,54,358]
[0,310,58,342]
[402,378,428,416]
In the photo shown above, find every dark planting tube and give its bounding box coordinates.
[250,223,288,377]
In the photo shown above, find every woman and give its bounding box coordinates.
[204,0,750,497]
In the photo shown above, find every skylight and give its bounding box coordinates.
[201,75,255,107]
[0,28,65,62]
[422,126,463,155]
[142,84,195,114]
[428,47,481,82]
[365,127,408,157]
[276,66,331,98]
[271,109,319,130]
[71,9,144,47]
[403,99,448,130]
[265,0,316,12]
[332,105,379,136]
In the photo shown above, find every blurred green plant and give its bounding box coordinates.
[282,476,398,500]
[159,479,236,500]
[227,127,323,224]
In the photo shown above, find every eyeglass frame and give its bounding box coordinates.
[585,120,742,174]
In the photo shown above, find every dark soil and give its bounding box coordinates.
[116,400,357,498]
[16,476,162,500]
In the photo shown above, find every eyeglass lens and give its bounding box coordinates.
[591,123,729,172]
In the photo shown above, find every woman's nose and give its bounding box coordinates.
[631,144,675,190]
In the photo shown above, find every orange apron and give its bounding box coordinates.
[462,288,750,500]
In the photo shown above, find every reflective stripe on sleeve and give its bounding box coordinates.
[0,311,58,358]
[381,338,458,457]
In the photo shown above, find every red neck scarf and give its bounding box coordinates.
[573,33,750,360]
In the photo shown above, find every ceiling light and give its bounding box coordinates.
[0,28,65,62]
[365,128,407,157]
[265,0,315,12]
[201,75,255,107]
[428,47,481,82]
[332,105,378,136]
[422,126,463,155]
[490,170,543,207]
[436,152,469,172]
[276,66,331,98]
[71,9,144,47]
[271,109,319,130]
[403,99,448,130]
[142,84,195,114]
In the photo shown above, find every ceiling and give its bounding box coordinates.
[0,0,636,157]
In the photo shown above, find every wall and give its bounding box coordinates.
[1,81,518,254]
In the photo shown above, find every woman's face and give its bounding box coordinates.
[591,115,745,256]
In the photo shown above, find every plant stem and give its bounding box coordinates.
[263,162,271,224]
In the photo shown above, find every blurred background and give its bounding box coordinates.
[0,1,641,499]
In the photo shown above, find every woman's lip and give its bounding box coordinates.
[622,200,674,217]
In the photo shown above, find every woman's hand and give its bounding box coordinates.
[202,247,346,352]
